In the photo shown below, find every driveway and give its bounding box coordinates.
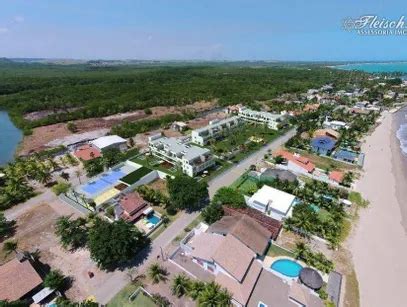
[95,128,296,304]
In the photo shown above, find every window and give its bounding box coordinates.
[258,302,268,307]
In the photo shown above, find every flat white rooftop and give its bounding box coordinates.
[90,135,127,149]
[249,185,296,215]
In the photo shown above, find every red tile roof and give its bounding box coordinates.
[223,206,282,240]
[74,144,101,161]
[274,149,315,173]
[329,171,344,183]
[0,258,43,301]
[119,192,149,222]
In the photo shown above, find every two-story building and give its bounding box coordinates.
[191,116,243,146]
[148,135,215,177]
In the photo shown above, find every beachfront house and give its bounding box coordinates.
[90,135,127,152]
[247,185,297,221]
[311,136,337,156]
[191,116,243,146]
[238,107,287,130]
[273,149,316,174]
[322,117,349,131]
[148,135,215,177]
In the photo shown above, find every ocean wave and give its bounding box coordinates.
[396,123,407,155]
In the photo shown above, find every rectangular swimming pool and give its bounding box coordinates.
[146,214,161,225]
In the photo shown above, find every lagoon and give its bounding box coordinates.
[0,111,23,166]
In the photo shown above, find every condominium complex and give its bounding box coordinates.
[191,116,243,146]
[238,107,287,130]
[148,135,215,177]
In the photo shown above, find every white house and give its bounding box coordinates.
[148,135,215,177]
[238,107,287,130]
[191,116,243,146]
[90,135,127,152]
[247,185,296,221]
[322,117,349,131]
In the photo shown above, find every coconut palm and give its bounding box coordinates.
[171,274,191,297]
[147,263,168,284]
[198,282,231,307]
[188,280,205,300]
[3,240,18,255]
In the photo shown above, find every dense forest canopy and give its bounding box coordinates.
[0,60,367,130]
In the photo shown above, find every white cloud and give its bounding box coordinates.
[14,16,24,23]
[0,27,9,34]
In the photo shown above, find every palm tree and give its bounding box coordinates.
[3,240,18,256]
[171,274,191,297]
[75,170,82,184]
[294,241,308,260]
[147,263,167,284]
[198,282,231,307]
[188,280,205,300]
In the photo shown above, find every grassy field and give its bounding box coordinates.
[266,244,295,258]
[230,175,259,195]
[108,285,157,307]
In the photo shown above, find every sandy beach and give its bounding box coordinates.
[349,110,407,307]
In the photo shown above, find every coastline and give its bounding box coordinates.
[349,110,407,307]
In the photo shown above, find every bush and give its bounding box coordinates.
[202,202,224,224]
[44,269,66,290]
[51,181,71,195]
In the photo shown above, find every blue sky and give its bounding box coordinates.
[0,0,406,61]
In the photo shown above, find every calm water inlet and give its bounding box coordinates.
[0,111,23,165]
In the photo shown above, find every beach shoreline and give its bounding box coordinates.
[349,110,407,307]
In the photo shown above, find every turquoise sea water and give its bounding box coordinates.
[0,111,23,166]
[335,62,407,74]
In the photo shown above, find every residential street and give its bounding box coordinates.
[95,127,296,304]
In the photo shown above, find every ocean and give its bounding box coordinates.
[0,111,23,166]
[336,62,407,75]
[396,109,407,156]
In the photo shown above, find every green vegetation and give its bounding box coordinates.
[54,216,150,270]
[0,62,360,132]
[348,191,369,208]
[43,269,66,290]
[170,274,232,306]
[120,167,152,185]
[2,240,18,256]
[266,244,295,258]
[54,297,99,307]
[294,242,334,274]
[147,263,168,284]
[167,174,209,212]
[51,181,71,195]
[108,285,156,307]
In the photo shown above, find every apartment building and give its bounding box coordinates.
[238,107,287,130]
[191,116,243,146]
[148,135,215,177]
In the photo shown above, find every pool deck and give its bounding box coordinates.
[264,256,329,283]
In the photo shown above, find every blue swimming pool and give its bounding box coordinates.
[147,214,161,225]
[82,169,125,195]
[271,259,303,278]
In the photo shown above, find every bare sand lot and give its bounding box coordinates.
[19,100,216,154]
[349,112,407,307]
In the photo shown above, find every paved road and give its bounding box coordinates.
[95,128,296,304]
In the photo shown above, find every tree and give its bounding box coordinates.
[87,218,149,270]
[167,175,209,211]
[188,280,206,300]
[44,269,66,290]
[197,282,231,307]
[83,158,104,177]
[202,202,224,224]
[66,121,78,133]
[0,213,15,239]
[274,155,285,164]
[3,240,18,256]
[101,148,123,168]
[0,300,27,307]
[212,187,246,208]
[52,181,71,195]
[55,216,88,250]
[147,263,168,284]
[60,172,70,181]
[171,274,191,297]
[55,297,98,307]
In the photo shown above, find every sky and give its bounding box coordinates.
[0,0,406,61]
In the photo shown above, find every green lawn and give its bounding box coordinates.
[130,156,177,176]
[266,244,295,258]
[121,166,153,185]
[108,285,157,307]
[230,174,259,195]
